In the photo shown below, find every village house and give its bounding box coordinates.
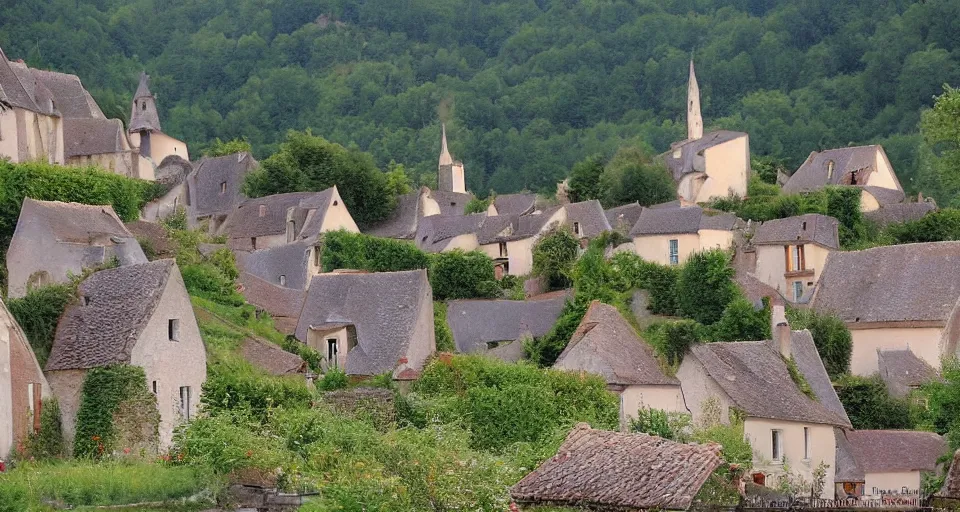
[221,187,359,251]
[563,199,612,243]
[487,193,537,217]
[554,302,683,425]
[864,200,937,227]
[835,430,946,501]
[236,239,321,290]
[812,242,960,376]
[751,214,839,303]
[446,291,569,362]
[782,145,905,213]
[877,349,939,398]
[237,271,306,335]
[295,269,435,381]
[367,186,458,240]
[141,155,192,222]
[511,423,722,511]
[630,205,739,266]
[0,298,50,460]
[127,73,189,164]
[664,61,750,203]
[7,199,148,299]
[0,47,64,165]
[414,213,487,253]
[185,151,258,232]
[605,202,644,235]
[45,260,206,450]
[477,207,567,276]
[676,307,851,497]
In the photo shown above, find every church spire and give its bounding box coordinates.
[439,123,453,167]
[128,72,161,134]
[687,60,703,141]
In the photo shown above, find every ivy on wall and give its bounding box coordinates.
[74,365,160,459]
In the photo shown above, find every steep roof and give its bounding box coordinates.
[46,260,176,371]
[0,48,44,113]
[605,203,644,234]
[30,68,104,119]
[845,430,946,473]
[238,272,305,334]
[240,337,306,376]
[835,429,866,483]
[447,292,569,353]
[128,72,161,133]
[861,185,906,205]
[813,242,960,324]
[16,198,133,244]
[734,271,786,307]
[864,202,937,227]
[295,270,432,376]
[784,145,902,194]
[365,190,422,240]
[664,130,747,180]
[414,213,485,252]
[222,190,333,240]
[630,206,738,236]
[555,301,677,386]
[189,152,257,218]
[752,214,839,249]
[124,220,174,258]
[429,190,471,217]
[511,424,722,511]
[565,200,612,239]
[477,207,564,244]
[8,61,57,116]
[689,333,850,427]
[493,193,536,216]
[878,349,939,398]
[63,118,126,158]
[237,241,314,290]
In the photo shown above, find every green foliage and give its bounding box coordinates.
[706,297,771,342]
[601,147,677,207]
[208,248,240,280]
[825,186,868,246]
[433,301,455,352]
[204,137,252,157]
[244,130,395,227]
[611,252,680,315]
[919,360,960,438]
[532,227,580,290]
[429,249,500,301]
[181,263,245,307]
[317,368,349,391]
[161,206,188,231]
[321,230,429,273]
[645,320,704,366]
[464,196,491,214]
[279,336,323,373]
[784,356,816,400]
[886,208,960,243]
[786,308,852,379]
[24,398,64,460]
[753,156,789,185]
[201,356,313,422]
[629,407,691,440]
[918,86,960,206]
[675,249,738,325]
[567,154,606,203]
[8,283,76,367]
[74,365,160,459]
[835,374,914,430]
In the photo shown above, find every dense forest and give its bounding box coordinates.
[2,0,958,196]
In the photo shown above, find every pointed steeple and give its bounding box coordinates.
[439,123,453,167]
[128,72,161,134]
[687,60,703,141]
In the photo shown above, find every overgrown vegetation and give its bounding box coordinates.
[836,374,914,430]
[73,365,160,459]
[786,308,853,379]
[8,284,76,368]
[429,249,500,300]
[532,227,579,290]
[433,301,454,352]
[23,398,65,461]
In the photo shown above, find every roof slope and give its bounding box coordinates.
[555,301,677,386]
[784,145,902,194]
[63,118,126,157]
[430,190,471,216]
[238,272,305,334]
[493,193,536,216]
[939,450,960,498]
[31,68,104,119]
[366,190,422,239]
[864,202,937,226]
[878,349,939,398]
[17,198,133,244]
[46,260,175,371]
[846,430,946,473]
[222,191,329,239]
[414,213,486,252]
[295,270,431,376]
[605,203,644,234]
[237,241,313,290]
[664,130,747,180]
[813,242,960,324]
[447,292,569,353]
[189,152,257,217]
[630,206,737,236]
[240,337,306,376]
[0,48,43,112]
[511,424,722,510]
[835,429,866,483]
[753,214,839,249]
[564,200,612,238]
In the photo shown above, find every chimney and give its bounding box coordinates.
[772,305,790,358]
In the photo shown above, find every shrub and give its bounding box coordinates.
[646,320,704,366]
[8,283,76,367]
[430,249,500,301]
[886,208,960,243]
[610,252,679,315]
[321,230,429,273]
[181,263,244,306]
[629,407,690,440]
[532,227,579,290]
[835,374,914,430]
[786,308,852,379]
[317,368,349,391]
[201,356,313,421]
[74,365,160,459]
[706,297,771,342]
[208,247,240,280]
[279,336,323,373]
[434,301,455,352]
[171,409,288,476]
[464,196,491,214]
[675,249,738,325]
[24,398,65,460]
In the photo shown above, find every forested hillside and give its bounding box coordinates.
[2,0,958,195]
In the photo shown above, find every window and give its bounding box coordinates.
[327,338,338,369]
[793,281,803,301]
[669,239,679,266]
[258,205,266,217]
[801,221,807,231]
[333,200,339,206]
[771,430,783,462]
[827,160,835,180]
[286,220,296,243]
[141,101,146,111]
[152,381,158,395]
[313,248,321,268]
[251,237,257,249]
[785,245,806,272]
[573,222,581,236]
[220,182,226,194]
[27,383,35,414]
[499,242,508,258]
[279,275,286,286]
[168,319,179,341]
[803,427,810,460]
[179,386,192,421]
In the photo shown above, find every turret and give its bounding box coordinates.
[438,123,466,193]
[129,72,162,159]
[687,60,703,141]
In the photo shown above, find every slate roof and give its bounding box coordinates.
[447,292,569,354]
[939,450,960,498]
[46,260,176,371]
[689,332,851,427]
[476,208,564,245]
[128,72,161,133]
[752,214,839,249]
[240,337,306,376]
[17,198,133,244]
[493,194,537,216]
[783,145,903,194]
[238,272,305,334]
[124,220,174,258]
[555,301,677,386]
[63,118,126,158]
[813,242,960,324]
[835,429,866,482]
[734,271,786,308]
[365,190,422,239]
[565,200,612,239]
[430,190,471,216]
[222,190,333,240]
[629,206,738,236]
[605,203,644,234]
[664,130,747,180]
[0,48,46,113]
[864,202,937,227]
[237,241,314,290]
[295,270,431,376]
[878,349,939,398]
[414,213,486,252]
[511,424,722,510]
[861,185,906,205]
[189,152,257,218]
[845,430,946,473]
[30,68,104,119]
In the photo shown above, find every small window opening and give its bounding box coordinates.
[573,222,581,236]
[313,248,321,268]
[27,383,35,414]
[486,341,501,350]
[827,160,835,180]
[803,427,810,459]
[499,241,508,258]
[141,101,146,111]
[152,381,158,395]
[179,386,192,421]
[258,205,266,217]
[333,200,339,206]
[801,221,807,230]
[450,202,456,207]
[82,296,90,306]
[168,319,180,341]
[327,338,339,369]
[251,237,257,249]
[669,239,679,266]
[772,430,783,462]
[279,275,286,286]
[220,182,226,194]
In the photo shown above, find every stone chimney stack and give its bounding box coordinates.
[772,305,790,358]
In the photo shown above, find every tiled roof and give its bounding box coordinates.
[476,208,563,244]
[845,430,946,473]
[237,241,314,290]
[784,145,903,194]
[124,221,174,258]
[238,272,305,334]
[861,185,906,205]
[564,200,612,239]
[493,193,536,216]
[414,213,485,252]
[630,206,737,236]
[240,337,306,376]
[46,260,175,371]
[17,198,133,244]
[188,152,257,218]
[429,190,471,216]
[734,271,786,307]
[365,190,422,239]
[295,270,432,377]
[447,291,569,354]
[511,424,722,510]
[555,301,678,386]
[664,130,747,180]
[31,68,105,119]
[878,349,939,398]
[835,429,866,482]
[752,214,839,249]
[864,202,937,226]
[813,242,960,324]
[0,48,44,113]
[63,118,126,158]
[222,190,333,240]
[605,203,644,234]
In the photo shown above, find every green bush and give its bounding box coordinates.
[786,308,852,379]
[74,365,160,459]
[532,227,580,290]
[181,263,244,306]
[317,368,349,391]
[429,249,500,301]
[279,336,323,372]
[208,247,240,280]
[886,208,960,243]
[8,283,76,367]
[706,297,771,342]
[201,356,313,421]
[610,252,679,315]
[321,230,430,273]
[675,250,738,325]
[25,398,65,460]
[646,320,704,366]
[464,196,491,214]
[434,301,455,352]
[835,374,914,430]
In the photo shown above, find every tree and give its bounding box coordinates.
[567,154,606,203]
[675,250,738,325]
[707,297,771,342]
[601,147,676,207]
[785,308,852,379]
[203,138,252,157]
[429,250,500,301]
[918,86,960,206]
[835,374,913,430]
[532,227,579,290]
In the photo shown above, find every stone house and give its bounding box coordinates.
[0,298,50,459]
[127,73,189,164]
[605,202,644,235]
[477,207,567,276]
[237,271,306,335]
[236,239,322,291]
[0,47,64,165]
[45,260,206,450]
[554,301,683,425]
[221,187,359,251]
[446,291,569,362]
[295,269,435,381]
[835,430,946,501]
[812,242,960,376]
[630,205,739,266]
[414,213,487,253]
[487,193,537,217]
[7,199,148,299]
[751,214,839,303]
[365,186,472,240]
[877,349,939,398]
[663,62,749,203]
[563,199,612,243]
[676,307,852,497]
[783,145,905,213]
[185,151,258,232]
[511,424,722,511]
[141,156,192,222]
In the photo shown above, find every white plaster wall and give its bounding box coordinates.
[621,385,685,418]
[132,132,189,163]
[394,283,436,379]
[7,233,113,299]
[697,135,749,202]
[859,190,881,212]
[440,234,480,253]
[864,471,921,498]
[421,194,441,217]
[867,149,900,191]
[633,233,699,266]
[306,327,350,372]
[675,354,732,425]
[451,164,466,194]
[849,327,943,376]
[142,183,185,222]
[129,267,206,449]
[745,418,836,499]
[318,188,360,233]
[0,108,18,161]
[756,244,832,299]
[698,229,734,252]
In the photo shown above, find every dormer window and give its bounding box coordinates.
[220,182,226,194]
[573,222,581,237]
[279,275,286,286]
[827,160,835,180]
[333,200,339,206]
[141,101,147,111]
[258,205,266,217]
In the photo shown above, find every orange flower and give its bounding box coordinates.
[91,435,101,441]
[245,450,253,458]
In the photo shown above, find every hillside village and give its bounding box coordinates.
[3,38,960,511]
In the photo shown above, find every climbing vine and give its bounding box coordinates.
[74,365,160,459]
